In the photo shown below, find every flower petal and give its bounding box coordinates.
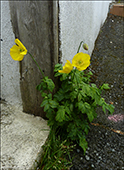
[10,51,24,61]
[10,39,27,61]
[58,60,73,74]
[72,52,90,71]
[15,39,27,51]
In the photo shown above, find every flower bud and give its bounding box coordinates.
[83,43,89,50]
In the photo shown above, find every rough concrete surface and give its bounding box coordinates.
[1,103,49,170]
[70,12,124,170]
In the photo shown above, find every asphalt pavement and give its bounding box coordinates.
[70,12,124,170]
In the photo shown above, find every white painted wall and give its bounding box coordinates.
[59,1,112,64]
[1,1,111,105]
[1,1,22,105]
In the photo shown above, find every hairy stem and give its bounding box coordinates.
[77,41,84,53]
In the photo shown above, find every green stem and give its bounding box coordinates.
[77,41,84,53]
[28,52,45,78]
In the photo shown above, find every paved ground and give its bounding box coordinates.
[1,103,49,170]
[70,12,124,170]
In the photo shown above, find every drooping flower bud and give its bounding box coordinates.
[83,43,89,50]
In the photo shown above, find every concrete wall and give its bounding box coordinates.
[1,1,22,106]
[1,1,111,107]
[59,1,112,64]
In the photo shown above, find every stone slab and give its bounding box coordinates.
[1,103,49,170]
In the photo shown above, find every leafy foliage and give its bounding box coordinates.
[37,63,114,157]
[37,129,75,170]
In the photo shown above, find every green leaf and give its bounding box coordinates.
[77,101,84,110]
[48,93,52,99]
[37,81,47,91]
[44,103,50,112]
[67,123,78,140]
[54,89,65,101]
[91,83,97,88]
[105,103,115,114]
[102,104,106,114]
[65,106,71,116]
[81,83,90,96]
[60,73,68,81]
[86,111,94,122]
[36,83,42,91]
[49,100,58,108]
[108,104,115,114]
[100,83,110,90]
[84,102,91,110]
[80,90,86,98]
[61,82,71,93]
[98,98,105,106]
[56,106,65,122]
[70,104,73,112]
[88,71,93,75]
[45,78,55,92]
[78,93,82,102]
[70,91,78,100]
[40,99,48,107]
[41,92,47,97]
[79,137,88,154]
[54,63,63,72]
[84,126,90,135]
[54,72,61,77]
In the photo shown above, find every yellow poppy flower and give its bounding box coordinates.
[72,52,90,71]
[10,39,27,61]
[58,60,73,74]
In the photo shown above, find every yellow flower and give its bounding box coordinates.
[58,60,73,74]
[72,52,90,71]
[10,39,27,61]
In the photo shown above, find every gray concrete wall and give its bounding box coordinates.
[9,1,58,117]
[1,1,22,106]
[59,1,112,64]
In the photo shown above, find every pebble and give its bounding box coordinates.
[85,155,90,161]
[80,157,83,160]
[96,153,99,156]
[91,164,94,168]
[97,160,100,163]
[77,149,80,153]
[112,149,115,152]
[87,147,90,150]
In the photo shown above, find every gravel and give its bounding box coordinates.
[70,12,124,170]
[70,124,124,170]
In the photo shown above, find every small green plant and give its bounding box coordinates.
[10,39,114,169]
[36,41,114,155]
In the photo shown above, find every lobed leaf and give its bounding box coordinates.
[56,106,65,122]
[40,99,48,107]
[100,83,110,90]
[49,100,58,108]
[79,137,88,154]
[45,77,55,92]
